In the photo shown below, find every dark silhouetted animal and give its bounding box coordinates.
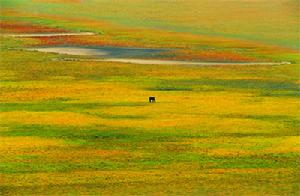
[149,96,156,103]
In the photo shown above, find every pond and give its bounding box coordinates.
[27,46,289,66]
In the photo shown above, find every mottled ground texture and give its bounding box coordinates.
[1,0,300,195]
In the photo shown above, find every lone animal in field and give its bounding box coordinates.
[149,96,156,103]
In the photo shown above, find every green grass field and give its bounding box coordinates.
[1,0,300,195]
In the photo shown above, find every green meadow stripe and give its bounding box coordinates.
[0,102,148,112]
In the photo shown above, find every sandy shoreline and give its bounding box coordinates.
[57,58,291,66]
[27,47,108,56]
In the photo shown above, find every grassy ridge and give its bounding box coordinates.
[2,0,299,49]
[1,0,299,64]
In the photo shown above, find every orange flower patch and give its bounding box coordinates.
[0,136,65,154]
[207,168,290,175]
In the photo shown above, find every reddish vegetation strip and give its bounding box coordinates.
[33,35,136,48]
[4,32,96,37]
[0,21,67,33]
[175,50,257,62]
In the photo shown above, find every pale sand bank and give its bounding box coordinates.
[58,58,291,66]
[28,47,108,56]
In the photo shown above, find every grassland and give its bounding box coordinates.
[1,0,300,195]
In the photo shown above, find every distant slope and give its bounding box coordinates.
[1,0,299,49]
